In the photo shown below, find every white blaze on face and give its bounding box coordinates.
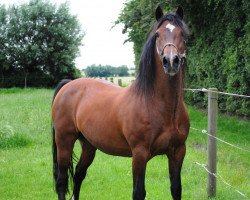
[165,23,176,66]
[166,23,175,32]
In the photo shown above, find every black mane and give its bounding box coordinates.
[134,13,189,97]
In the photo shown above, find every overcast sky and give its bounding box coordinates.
[1,0,134,69]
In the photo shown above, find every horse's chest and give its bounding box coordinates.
[151,126,187,155]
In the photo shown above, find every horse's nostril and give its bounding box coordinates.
[163,57,167,65]
[162,57,169,68]
[173,56,179,70]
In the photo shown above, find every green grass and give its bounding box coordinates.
[0,88,249,199]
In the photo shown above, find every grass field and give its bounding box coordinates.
[0,88,249,200]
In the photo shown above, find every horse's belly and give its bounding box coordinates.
[78,116,132,157]
[75,88,132,156]
[95,140,132,157]
[83,131,132,157]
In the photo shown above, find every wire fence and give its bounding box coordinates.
[195,161,249,199]
[0,75,54,88]
[190,126,249,199]
[190,127,250,153]
[185,88,250,199]
[184,88,250,99]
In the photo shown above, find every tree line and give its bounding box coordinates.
[84,64,129,77]
[0,0,83,87]
[116,0,250,117]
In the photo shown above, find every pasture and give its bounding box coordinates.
[107,76,135,87]
[0,88,249,199]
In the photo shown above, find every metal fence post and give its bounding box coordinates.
[207,88,218,197]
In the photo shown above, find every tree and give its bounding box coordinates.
[0,0,84,87]
[84,64,129,77]
[85,64,111,77]
[115,0,170,70]
[0,5,8,85]
[116,65,129,76]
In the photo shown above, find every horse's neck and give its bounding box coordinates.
[154,60,183,117]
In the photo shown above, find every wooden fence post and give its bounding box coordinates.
[118,79,122,86]
[207,88,218,197]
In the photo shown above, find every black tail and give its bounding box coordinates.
[52,79,72,103]
[52,79,72,193]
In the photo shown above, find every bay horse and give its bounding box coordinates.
[52,6,190,200]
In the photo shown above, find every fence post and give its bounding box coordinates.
[118,79,122,86]
[110,77,113,83]
[207,88,218,197]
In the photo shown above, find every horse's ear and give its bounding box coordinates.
[155,5,163,21]
[175,5,184,20]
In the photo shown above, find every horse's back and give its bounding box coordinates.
[53,78,122,110]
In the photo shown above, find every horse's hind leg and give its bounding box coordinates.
[56,130,78,200]
[72,136,96,200]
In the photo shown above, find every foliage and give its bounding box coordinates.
[115,0,171,71]
[0,0,84,87]
[116,0,250,117]
[116,65,130,76]
[84,64,129,77]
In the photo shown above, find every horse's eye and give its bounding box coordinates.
[155,32,159,38]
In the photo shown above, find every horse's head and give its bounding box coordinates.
[135,6,189,96]
[155,6,188,76]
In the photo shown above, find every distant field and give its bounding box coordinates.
[103,76,135,87]
[0,88,249,199]
[112,76,135,86]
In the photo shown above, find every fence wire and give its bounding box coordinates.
[195,161,249,199]
[184,88,250,99]
[186,87,249,199]
[190,127,250,153]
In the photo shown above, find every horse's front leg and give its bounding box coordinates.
[132,147,150,200]
[167,144,186,200]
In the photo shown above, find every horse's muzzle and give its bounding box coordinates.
[162,54,180,76]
